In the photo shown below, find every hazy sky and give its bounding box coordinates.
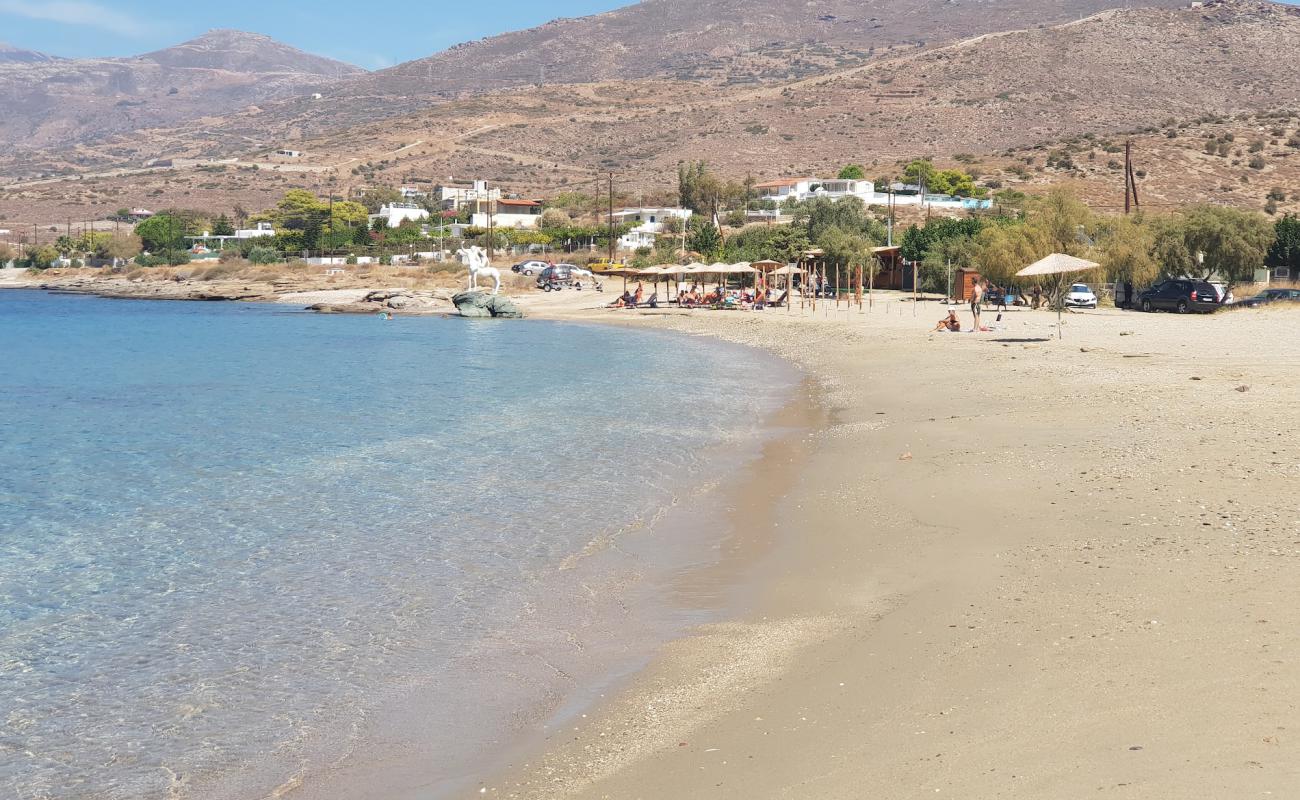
[0,0,631,68]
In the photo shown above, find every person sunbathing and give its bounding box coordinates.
[610,291,633,308]
[933,310,962,332]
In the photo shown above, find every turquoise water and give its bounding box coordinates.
[0,291,795,800]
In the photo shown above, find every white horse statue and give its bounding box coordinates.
[457,246,501,295]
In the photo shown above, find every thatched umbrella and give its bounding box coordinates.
[1016,253,1101,338]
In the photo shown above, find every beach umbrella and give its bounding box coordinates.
[1016,253,1101,338]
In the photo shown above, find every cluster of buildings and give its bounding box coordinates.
[754,177,993,210]
[371,179,543,230]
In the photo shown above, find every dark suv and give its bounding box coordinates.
[537,264,580,291]
[1136,279,1223,314]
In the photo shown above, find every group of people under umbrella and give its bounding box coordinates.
[605,260,805,310]
[604,252,1101,339]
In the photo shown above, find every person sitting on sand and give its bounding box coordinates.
[933,310,961,332]
[610,291,633,308]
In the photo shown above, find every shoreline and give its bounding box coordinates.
[9,280,1300,799]
[473,298,1300,798]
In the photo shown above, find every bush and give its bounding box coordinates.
[1249,141,1265,153]
[345,255,358,265]
[1249,155,1267,170]
[247,246,280,265]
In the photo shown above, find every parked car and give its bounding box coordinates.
[1241,288,1300,308]
[1064,283,1098,309]
[537,264,585,291]
[1135,279,1223,313]
[511,260,549,276]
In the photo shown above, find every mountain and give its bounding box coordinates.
[0,31,362,150]
[0,42,59,64]
[343,0,1192,99]
[4,0,1300,224]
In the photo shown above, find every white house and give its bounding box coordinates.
[435,179,501,212]
[370,203,430,229]
[611,207,693,250]
[185,223,276,253]
[235,222,276,240]
[399,186,428,200]
[755,176,992,210]
[275,149,303,158]
[754,177,876,205]
[471,199,542,229]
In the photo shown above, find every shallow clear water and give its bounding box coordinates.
[0,291,793,800]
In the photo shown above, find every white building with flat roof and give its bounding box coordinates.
[435,179,501,212]
[370,204,430,229]
[471,199,542,229]
[612,207,693,250]
[754,177,876,205]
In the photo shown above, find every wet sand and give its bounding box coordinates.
[482,294,1300,799]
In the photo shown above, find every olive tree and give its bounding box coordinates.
[1154,205,1274,288]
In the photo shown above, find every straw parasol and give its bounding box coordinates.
[1016,253,1101,338]
[1016,253,1101,278]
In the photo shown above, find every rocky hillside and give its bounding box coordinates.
[0,43,59,64]
[0,31,361,150]
[4,0,1300,223]
[354,0,1190,97]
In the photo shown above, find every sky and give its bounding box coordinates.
[0,0,630,69]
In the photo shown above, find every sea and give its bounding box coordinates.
[0,290,797,800]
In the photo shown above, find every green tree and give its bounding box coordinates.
[357,187,403,213]
[796,196,884,243]
[687,218,723,259]
[678,161,724,216]
[212,214,235,236]
[837,164,866,180]
[23,245,60,269]
[1267,214,1300,274]
[903,159,936,188]
[1096,215,1160,288]
[135,214,186,252]
[1155,205,1274,287]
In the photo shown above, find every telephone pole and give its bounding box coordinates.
[607,172,615,264]
[1124,140,1141,214]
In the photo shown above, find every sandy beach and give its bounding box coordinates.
[5,274,1298,798]
[477,291,1300,799]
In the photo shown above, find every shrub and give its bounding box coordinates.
[1249,141,1265,153]
[1265,198,1278,215]
[247,246,280,265]
[345,255,358,265]
[1249,155,1267,170]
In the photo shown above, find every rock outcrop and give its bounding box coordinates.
[452,291,525,319]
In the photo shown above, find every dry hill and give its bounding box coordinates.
[3,0,1300,224]
[0,31,362,151]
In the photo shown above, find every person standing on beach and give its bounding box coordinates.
[971,278,986,331]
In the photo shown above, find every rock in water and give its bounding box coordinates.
[487,295,524,319]
[452,291,524,319]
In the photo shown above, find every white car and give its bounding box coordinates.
[511,260,549,277]
[1064,283,1098,309]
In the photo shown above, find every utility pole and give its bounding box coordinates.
[607,172,615,264]
[1124,140,1141,214]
